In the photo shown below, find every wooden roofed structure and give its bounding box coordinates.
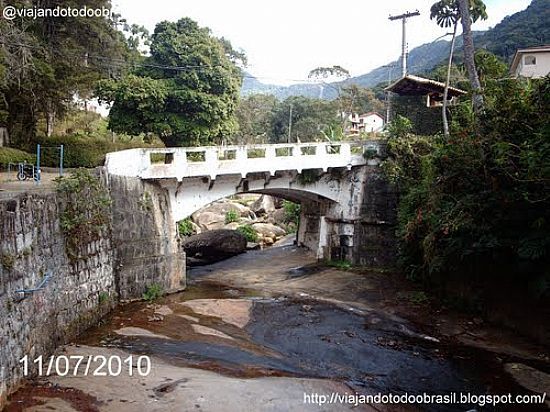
[385,75,466,107]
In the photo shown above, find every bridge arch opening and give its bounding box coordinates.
[176,186,337,257]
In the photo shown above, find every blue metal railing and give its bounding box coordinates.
[14,270,53,297]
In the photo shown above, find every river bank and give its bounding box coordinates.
[5,244,549,411]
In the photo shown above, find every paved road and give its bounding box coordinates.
[0,171,62,199]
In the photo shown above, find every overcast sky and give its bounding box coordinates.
[112,0,531,85]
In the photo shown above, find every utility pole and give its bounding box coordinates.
[389,10,420,77]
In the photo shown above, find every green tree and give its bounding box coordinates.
[337,85,384,117]
[269,96,339,143]
[234,94,278,144]
[430,0,487,137]
[97,18,242,146]
[0,0,132,145]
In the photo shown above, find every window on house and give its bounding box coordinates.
[524,55,537,65]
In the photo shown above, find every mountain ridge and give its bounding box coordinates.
[241,0,549,99]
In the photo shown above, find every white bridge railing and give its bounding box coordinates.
[105,141,381,181]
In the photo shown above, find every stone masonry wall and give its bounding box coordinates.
[0,173,185,408]
[353,166,398,267]
[320,165,398,267]
[107,174,185,301]
[0,193,116,408]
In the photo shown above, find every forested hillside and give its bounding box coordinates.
[242,0,549,98]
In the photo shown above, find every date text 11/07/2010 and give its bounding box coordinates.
[19,355,152,377]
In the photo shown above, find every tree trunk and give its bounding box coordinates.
[457,0,484,113]
[443,22,458,138]
[46,111,55,137]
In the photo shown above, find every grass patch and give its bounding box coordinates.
[326,259,352,270]
[178,218,195,237]
[1,253,16,270]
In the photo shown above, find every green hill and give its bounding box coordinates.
[242,0,550,98]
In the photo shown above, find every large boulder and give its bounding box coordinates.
[192,211,226,231]
[251,195,276,216]
[267,208,287,226]
[195,201,254,219]
[251,223,287,238]
[191,200,256,231]
[182,229,247,264]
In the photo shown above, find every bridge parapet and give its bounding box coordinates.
[105,141,381,181]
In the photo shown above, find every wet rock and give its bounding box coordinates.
[247,242,261,250]
[191,324,235,340]
[182,229,247,263]
[179,299,252,328]
[147,314,164,322]
[155,305,174,316]
[115,327,170,339]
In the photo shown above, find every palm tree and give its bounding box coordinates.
[430,0,487,136]
[457,0,486,114]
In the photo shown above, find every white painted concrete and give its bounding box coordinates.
[105,142,382,260]
[105,142,376,181]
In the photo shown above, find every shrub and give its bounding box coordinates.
[56,169,111,260]
[326,259,352,270]
[178,218,194,237]
[283,200,301,225]
[0,147,36,166]
[386,115,413,138]
[31,135,163,168]
[384,77,550,291]
[142,284,163,302]
[363,148,378,160]
[225,209,239,224]
[236,225,258,242]
[297,169,321,185]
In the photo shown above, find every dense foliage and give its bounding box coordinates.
[0,0,133,145]
[233,88,383,144]
[97,18,242,146]
[0,147,35,166]
[384,78,550,300]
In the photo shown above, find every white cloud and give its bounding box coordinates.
[112,0,531,85]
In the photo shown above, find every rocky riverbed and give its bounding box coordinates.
[6,244,550,411]
[183,194,297,248]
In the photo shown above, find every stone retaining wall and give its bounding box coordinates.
[0,171,185,408]
[0,193,115,408]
